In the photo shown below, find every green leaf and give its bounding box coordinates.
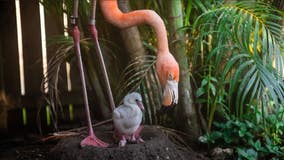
[209,83,216,96]
[254,140,262,151]
[196,87,205,97]
[201,78,208,87]
[237,148,258,160]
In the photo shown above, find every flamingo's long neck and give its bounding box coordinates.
[100,0,169,54]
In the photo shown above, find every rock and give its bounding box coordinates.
[211,147,233,160]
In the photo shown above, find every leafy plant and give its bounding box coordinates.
[199,104,284,159]
[190,1,284,131]
[196,69,227,131]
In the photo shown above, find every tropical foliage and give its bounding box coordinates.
[41,0,284,158]
[200,105,284,159]
[189,0,284,158]
[133,0,284,158]
[191,1,284,129]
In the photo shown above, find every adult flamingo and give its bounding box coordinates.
[100,0,180,107]
[70,0,179,148]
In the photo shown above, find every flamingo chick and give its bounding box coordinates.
[113,92,144,147]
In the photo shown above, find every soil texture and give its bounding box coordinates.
[49,125,209,160]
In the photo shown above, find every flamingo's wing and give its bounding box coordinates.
[113,106,142,134]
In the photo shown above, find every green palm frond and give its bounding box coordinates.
[42,33,111,124]
[115,55,157,103]
[115,55,161,124]
[41,51,67,130]
[193,1,284,117]
[40,35,73,129]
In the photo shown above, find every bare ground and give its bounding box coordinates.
[0,125,211,160]
[49,125,210,160]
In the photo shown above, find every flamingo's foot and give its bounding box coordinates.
[119,136,127,147]
[136,137,144,143]
[114,126,144,147]
[130,135,136,142]
[129,134,145,143]
[130,135,144,144]
[80,135,109,148]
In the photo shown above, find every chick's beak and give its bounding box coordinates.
[162,80,178,107]
[136,101,144,110]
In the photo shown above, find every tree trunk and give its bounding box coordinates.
[118,0,146,58]
[166,0,200,138]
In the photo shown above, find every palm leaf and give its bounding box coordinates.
[115,55,161,124]
[192,1,284,118]
[42,38,109,124]
[115,55,157,103]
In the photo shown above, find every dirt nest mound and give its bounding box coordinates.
[48,125,209,160]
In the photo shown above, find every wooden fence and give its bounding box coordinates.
[0,0,87,134]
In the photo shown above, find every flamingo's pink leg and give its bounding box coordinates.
[88,24,115,112]
[133,125,144,143]
[71,0,108,148]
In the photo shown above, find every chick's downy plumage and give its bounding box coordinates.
[113,92,144,146]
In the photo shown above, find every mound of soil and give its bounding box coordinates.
[49,125,209,160]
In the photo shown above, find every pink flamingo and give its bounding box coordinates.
[99,0,180,145]
[99,0,180,107]
[70,0,179,148]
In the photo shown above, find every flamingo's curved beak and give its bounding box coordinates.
[136,100,145,111]
[162,79,178,107]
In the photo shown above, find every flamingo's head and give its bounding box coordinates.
[124,92,144,110]
[156,53,179,107]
